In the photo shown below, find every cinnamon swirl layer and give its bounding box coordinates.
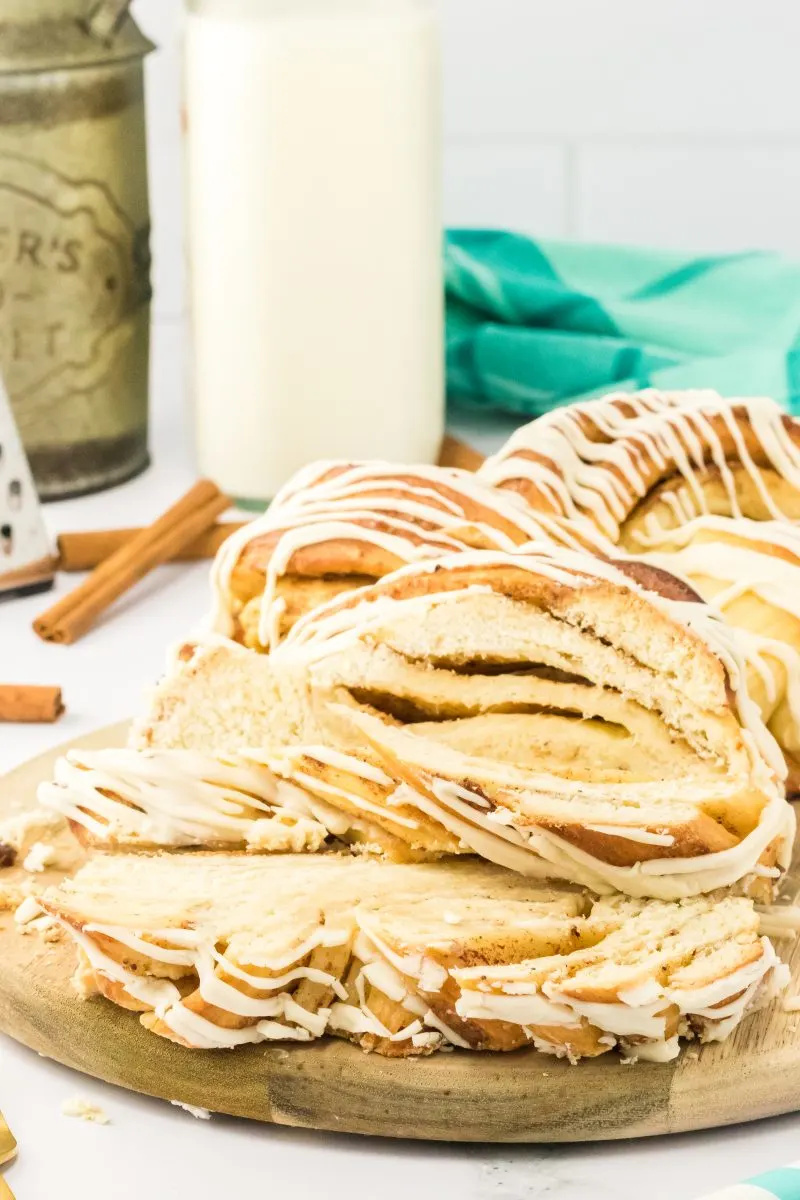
[267,549,792,898]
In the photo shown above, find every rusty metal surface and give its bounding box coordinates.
[0,1,152,497]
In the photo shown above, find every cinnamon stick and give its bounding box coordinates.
[437,434,486,472]
[34,479,230,645]
[0,685,64,723]
[57,522,246,573]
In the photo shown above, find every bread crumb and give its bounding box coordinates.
[61,1097,110,1124]
[18,914,59,938]
[782,995,800,1012]
[169,1100,211,1120]
[22,842,57,873]
[0,878,33,912]
[14,896,44,925]
[0,811,64,857]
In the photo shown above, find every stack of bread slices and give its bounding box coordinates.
[34,389,800,1064]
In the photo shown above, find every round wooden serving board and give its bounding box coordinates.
[2,725,800,1143]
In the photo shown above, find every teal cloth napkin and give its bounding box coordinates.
[696,1164,800,1198]
[444,230,800,416]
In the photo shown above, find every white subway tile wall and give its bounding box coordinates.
[137,0,800,321]
[443,142,569,236]
[576,145,800,252]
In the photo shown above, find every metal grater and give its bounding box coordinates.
[0,373,56,601]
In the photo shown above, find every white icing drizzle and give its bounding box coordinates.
[625,522,800,745]
[333,700,796,902]
[161,1002,315,1049]
[208,460,612,650]
[521,794,794,899]
[412,762,793,899]
[270,745,393,787]
[286,769,420,831]
[545,996,668,1040]
[54,880,785,1064]
[454,989,580,1028]
[83,924,199,966]
[584,824,676,847]
[621,1036,680,1063]
[65,911,455,1052]
[208,945,349,1000]
[480,389,800,541]
[455,935,784,1056]
[756,905,800,937]
[38,748,329,853]
[65,923,182,1009]
[391,781,561,881]
[645,540,800,626]
[279,543,787,790]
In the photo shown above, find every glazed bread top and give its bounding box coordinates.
[208,460,611,652]
[478,389,800,544]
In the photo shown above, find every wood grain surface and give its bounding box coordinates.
[1,725,799,1143]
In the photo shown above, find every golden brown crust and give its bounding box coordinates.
[485,397,800,530]
[217,461,602,649]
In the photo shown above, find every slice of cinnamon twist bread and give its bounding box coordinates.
[263,550,793,898]
[42,852,787,1062]
[118,547,794,897]
[127,639,462,861]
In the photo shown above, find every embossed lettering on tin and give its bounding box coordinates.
[0,152,150,441]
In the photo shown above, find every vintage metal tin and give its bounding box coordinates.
[0,0,154,499]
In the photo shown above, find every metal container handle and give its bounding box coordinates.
[85,0,134,42]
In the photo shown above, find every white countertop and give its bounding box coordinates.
[0,323,797,1200]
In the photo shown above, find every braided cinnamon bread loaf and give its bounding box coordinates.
[42,851,787,1062]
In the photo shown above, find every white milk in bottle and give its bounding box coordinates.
[184,0,443,505]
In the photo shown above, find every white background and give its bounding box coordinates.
[4,2,800,1197]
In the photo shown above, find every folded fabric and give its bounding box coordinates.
[445,231,800,417]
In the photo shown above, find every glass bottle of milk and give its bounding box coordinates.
[184,0,443,506]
